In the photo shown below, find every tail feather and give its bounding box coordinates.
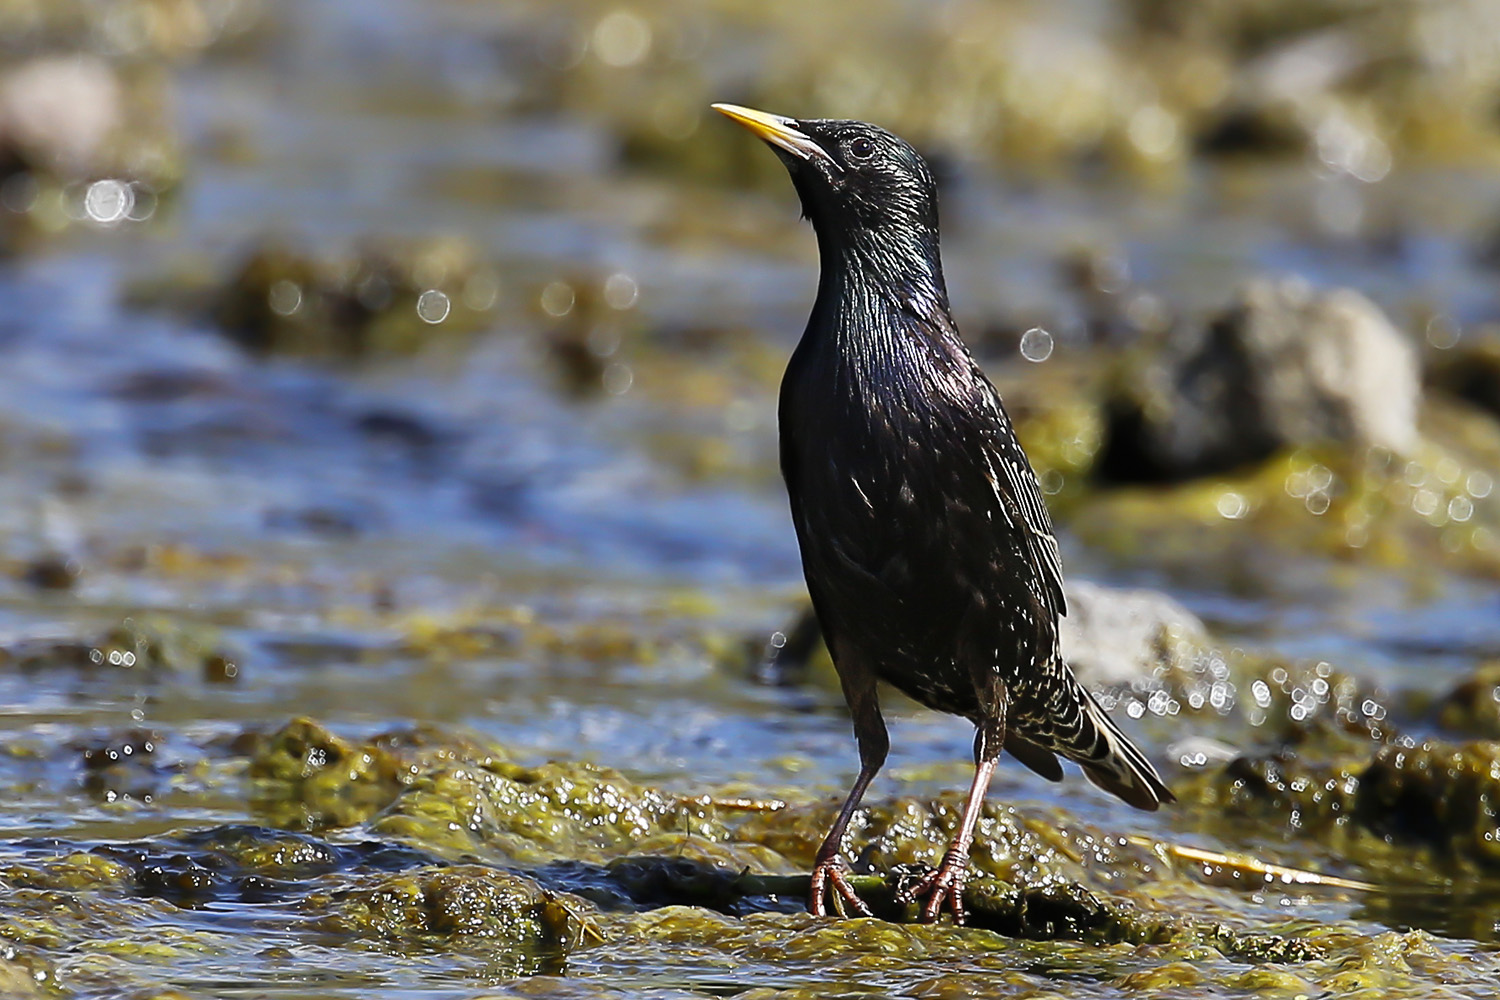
[1025,671,1175,811]
[1071,686,1175,811]
[1004,732,1065,782]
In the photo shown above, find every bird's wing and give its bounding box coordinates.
[973,370,1068,618]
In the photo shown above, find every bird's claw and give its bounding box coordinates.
[808,860,873,919]
[893,852,970,924]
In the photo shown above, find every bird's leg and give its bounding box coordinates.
[810,642,888,919]
[808,758,880,918]
[900,688,1006,924]
[900,754,996,923]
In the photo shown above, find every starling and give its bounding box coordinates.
[713,104,1175,923]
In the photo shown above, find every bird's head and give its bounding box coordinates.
[713,104,939,251]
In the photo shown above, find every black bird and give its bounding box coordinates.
[713,104,1174,923]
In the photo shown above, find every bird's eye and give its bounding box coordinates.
[847,137,875,160]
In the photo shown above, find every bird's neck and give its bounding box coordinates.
[809,227,955,362]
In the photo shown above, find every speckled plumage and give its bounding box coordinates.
[714,105,1173,922]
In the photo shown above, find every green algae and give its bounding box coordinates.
[1013,395,1500,587]
[1434,662,1500,739]
[0,616,233,681]
[205,237,499,359]
[1178,736,1500,876]
[6,714,1500,997]
[308,864,593,973]
[248,717,410,830]
[372,758,730,865]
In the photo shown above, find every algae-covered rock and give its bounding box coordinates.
[2,851,135,893]
[73,727,168,803]
[207,238,498,360]
[309,864,592,972]
[1357,740,1500,867]
[371,758,730,864]
[1100,280,1420,482]
[8,826,443,909]
[1071,436,1500,588]
[0,954,45,999]
[1181,737,1500,873]
[731,787,1173,899]
[248,717,406,830]
[598,857,1323,962]
[528,271,642,399]
[95,616,237,680]
[1434,662,1500,738]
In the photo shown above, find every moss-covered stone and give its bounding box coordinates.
[1434,662,1500,738]
[1179,736,1500,874]
[308,864,593,972]
[371,758,730,864]
[206,238,497,359]
[94,616,235,679]
[247,717,407,830]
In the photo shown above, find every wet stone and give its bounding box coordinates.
[1434,662,1500,738]
[1426,330,1500,420]
[73,728,168,803]
[40,826,440,906]
[1059,580,1208,689]
[307,865,593,976]
[1182,736,1500,873]
[247,718,407,831]
[205,238,495,360]
[1100,280,1420,482]
[20,554,79,590]
[371,757,731,865]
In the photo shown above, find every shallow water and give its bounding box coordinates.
[4,0,1500,996]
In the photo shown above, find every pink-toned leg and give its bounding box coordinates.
[898,756,996,924]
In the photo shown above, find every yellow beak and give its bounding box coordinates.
[711,103,840,171]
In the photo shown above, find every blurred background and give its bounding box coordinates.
[3,0,1500,996]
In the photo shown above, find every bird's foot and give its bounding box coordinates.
[808,858,873,919]
[894,850,970,924]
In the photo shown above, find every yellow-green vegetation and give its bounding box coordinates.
[1435,662,1500,738]
[308,865,594,973]
[7,715,1500,996]
[206,238,500,359]
[1178,735,1500,875]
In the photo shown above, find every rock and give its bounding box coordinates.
[309,865,592,968]
[1435,662,1500,738]
[1100,279,1421,482]
[207,238,495,359]
[0,56,122,174]
[1426,330,1500,421]
[1180,736,1500,871]
[1059,580,1207,689]
[247,717,406,830]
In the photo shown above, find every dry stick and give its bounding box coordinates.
[1129,837,1378,892]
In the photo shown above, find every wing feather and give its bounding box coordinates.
[972,370,1067,617]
